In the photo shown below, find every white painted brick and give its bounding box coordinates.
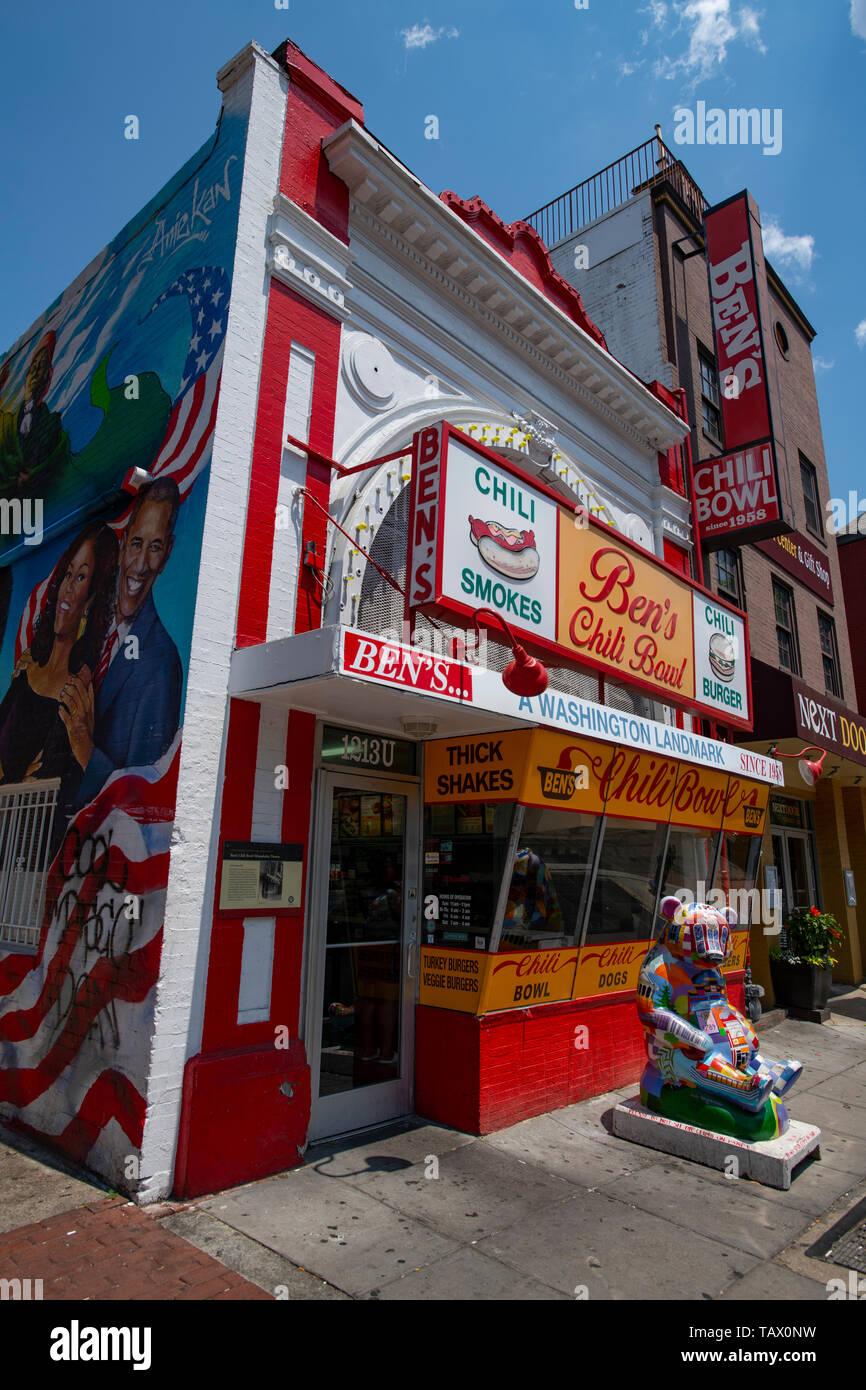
[138,43,289,1202]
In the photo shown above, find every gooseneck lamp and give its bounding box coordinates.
[471,607,549,698]
[769,745,828,787]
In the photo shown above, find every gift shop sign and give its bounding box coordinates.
[756,529,833,603]
[406,421,753,728]
[698,191,790,547]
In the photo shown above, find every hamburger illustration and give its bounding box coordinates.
[708,632,736,683]
[469,516,540,582]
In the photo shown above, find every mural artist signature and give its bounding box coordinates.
[132,155,237,271]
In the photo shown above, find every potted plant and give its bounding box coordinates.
[769,906,844,1012]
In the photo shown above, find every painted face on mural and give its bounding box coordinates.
[54,538,96,640]
[24,340,53,405]
[117,499,174,622]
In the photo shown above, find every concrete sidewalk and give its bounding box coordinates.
[1,997,865,1301]
[168,1002,866,1301]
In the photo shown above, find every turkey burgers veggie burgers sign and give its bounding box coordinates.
[405,421,753,729]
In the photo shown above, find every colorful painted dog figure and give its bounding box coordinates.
[636,898,802,1140]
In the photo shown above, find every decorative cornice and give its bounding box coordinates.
[323,121,687,455]
[348,209,673,456]
[267,194,355,320]
[440,191,608,350]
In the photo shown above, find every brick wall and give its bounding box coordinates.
[651,197,856,710]
[549,193,669,388]
[416,978,746,1134]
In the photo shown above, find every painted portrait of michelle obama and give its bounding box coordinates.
[0,522,118,846]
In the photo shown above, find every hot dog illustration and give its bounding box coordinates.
[469,517,540,581]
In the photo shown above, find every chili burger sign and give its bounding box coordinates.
[405,420,753,728]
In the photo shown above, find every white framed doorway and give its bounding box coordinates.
[305,770,421,1142]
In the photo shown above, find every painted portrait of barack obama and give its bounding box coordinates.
[62,476,184,812]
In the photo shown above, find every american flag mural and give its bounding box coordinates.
[0,108,243,1186]
[14,267,228,665]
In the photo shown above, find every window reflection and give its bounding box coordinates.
[658,827,720,907]
[423,802,516,949]
[715,832,763,923]
[584,817,668,942]
[500,810,597,949]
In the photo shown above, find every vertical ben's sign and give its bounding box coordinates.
[697,191,791,549]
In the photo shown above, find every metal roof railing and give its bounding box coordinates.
[525,133,709,247]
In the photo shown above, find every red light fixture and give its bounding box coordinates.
[769,745,828,787]
[471,607,549,697]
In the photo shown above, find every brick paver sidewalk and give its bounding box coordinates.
[0,1196,272,1300]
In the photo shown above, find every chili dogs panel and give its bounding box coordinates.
[405,421,753,729]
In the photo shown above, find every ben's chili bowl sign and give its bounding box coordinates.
[556,519,750,727]
[405,421,752,729]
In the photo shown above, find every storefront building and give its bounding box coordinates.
[0,39,786,1202]
[528,136,866,1001]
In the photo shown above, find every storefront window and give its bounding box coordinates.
[583,817,668,943]
[497,809,599,951]
[714,833,763,928]
[423,801,516,950]
[657,826,720,907]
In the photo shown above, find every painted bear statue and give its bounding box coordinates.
[636,898,803,1141]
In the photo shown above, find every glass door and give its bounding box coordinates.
[786,831,817,911]
[306,772,419,1142]
[771,830,819,920]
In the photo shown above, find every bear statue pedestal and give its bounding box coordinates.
[612,1097,822,1191]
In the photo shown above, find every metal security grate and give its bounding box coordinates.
[0,780,59,952]
[807,1193,866,1275]
[826,1221,866,1275]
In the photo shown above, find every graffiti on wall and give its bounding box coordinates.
[0,114,245,1185]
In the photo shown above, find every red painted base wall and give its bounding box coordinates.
[416,978,746,1135]
[173,1042,310,1199]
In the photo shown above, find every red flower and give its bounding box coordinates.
[810,907,821,916]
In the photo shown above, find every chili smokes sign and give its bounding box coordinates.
[405,420,753,728]
[697,190,791,548]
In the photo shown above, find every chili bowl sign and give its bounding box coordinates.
[699,191,791,547]
[405,421,753,728]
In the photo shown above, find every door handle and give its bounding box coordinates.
[407,930,418,980]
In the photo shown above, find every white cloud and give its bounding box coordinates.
[856,320,866,348]
[762,220,815,272]
[851,0,866,39]
[619,59,644,76]
[655,0,766,81]
[642,0,669,23]
[400,23,460,50]
[812,356,834,373]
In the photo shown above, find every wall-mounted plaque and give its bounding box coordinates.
[219,842,303,913]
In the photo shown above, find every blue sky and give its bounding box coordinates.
[1,0,863,501]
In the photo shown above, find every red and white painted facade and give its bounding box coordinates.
[3,38,781,1201]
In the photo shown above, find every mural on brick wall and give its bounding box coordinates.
[0,113,245,1187]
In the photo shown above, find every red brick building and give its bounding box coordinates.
[528,135,866,998]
